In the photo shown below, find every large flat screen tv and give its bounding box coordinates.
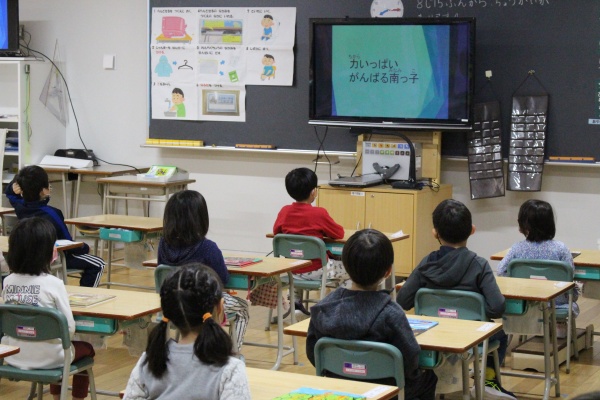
[0,0,19,54]
[309,18,475,131]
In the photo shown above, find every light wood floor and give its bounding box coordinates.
[1,263,600,399]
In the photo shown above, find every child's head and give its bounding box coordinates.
[163,190,209,247]
[285,167,317,202]
[342,229,393,288]
[518,199,555,242]
[145,264,232,377]
[432,199,473,245]
[16,165,50,202]
[261,15,274,27]
[262,54,275,65]
[7,217,57,275]
[171,88,184,105]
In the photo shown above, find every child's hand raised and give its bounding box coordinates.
[12,182,22,196]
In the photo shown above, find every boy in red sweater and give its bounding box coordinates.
[273,168,347,315]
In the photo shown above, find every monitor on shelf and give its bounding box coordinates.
[0,0,19,55]
[309,17,476,132]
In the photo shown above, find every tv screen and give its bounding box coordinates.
[309,18,475,131]
[0,0,19,53]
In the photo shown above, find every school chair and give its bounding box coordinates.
[507,259,577,373]
[154,264,239,347]
[269,234,330,324]
[414,288,502,396]
[314,337,405,400]
[0,304,97,400]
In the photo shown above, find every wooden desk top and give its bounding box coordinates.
[496,276,575,302]
[96,175,196,187]
[66,286,160,321]
[42,165,144,176]
[246,367,398,400]
[0,236,84,253]
[0,344,20,359]
[142,255,312,278]
[0,207,15,216]
[64,214,163,232]
[267,229,410,244]
[491,248,600,268]
[284,315,502,354]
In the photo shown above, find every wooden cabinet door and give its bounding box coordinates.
[365,192,415,276]
[317,189,366,230]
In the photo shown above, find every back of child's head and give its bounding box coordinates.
[16,165,49,202]
[518,199,555,242]
[285,167,317,202]
[342,229,393,287]
[432,199,472,244]
[163,190,209,247]
[145,263,233,378]
[7,217,56,275]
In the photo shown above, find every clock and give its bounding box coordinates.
[370,0,404,18]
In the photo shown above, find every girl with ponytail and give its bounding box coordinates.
[123,264,251,400]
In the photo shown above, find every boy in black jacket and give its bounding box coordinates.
[397,199,514,400]
[307,229,437,400]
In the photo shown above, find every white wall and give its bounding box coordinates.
[19,1,600,263]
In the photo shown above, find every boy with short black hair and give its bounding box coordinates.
[6,165,105,287]
[306,229,437,400]
[397,199,514,400]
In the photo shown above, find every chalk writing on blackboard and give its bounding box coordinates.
[412,0,551,12]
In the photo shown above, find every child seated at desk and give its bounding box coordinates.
[123,264,250,400]
[2,217,95,400]
[397,199,514,400]
[496,199,579,333]
[157,190,249,355]
[306,229,437,400]
[270,167,348,315]
[5,166,105,287]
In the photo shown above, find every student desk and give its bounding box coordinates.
[0,236,84,284]
[284,315,503,400]
[143,255,312,370]
[41,165,142,219]
[64,215,163,290]
[496,276,575,400]
[266,230,409,296]
[0,345,20,359]
[246,367,399,400]
[96,175,195,215]
[0,207,14,235]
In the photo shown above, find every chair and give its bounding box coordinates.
[0,304,97,400]
[314,337,405,400]
[154,264,239,347]
[414,288,502,396]
[507,259,577,373]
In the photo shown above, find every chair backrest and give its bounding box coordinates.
[155,264,178,293]
[314,337,405,392]
[272,234,328,266]
[0,304,71,349]
[414,288,487,321]
[507,259,573,282]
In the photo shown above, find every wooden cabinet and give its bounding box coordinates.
[317,184,452,277]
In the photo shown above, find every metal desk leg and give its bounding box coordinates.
[60,251,68,284]
[461,353,470,400]
[478,338,489,400]
[472,341,482,400]
[550,299,560,397]
[271,272,297,370]
[565,291,573,373]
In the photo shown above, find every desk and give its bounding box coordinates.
[96,175,195,215]
[267,230,409,296]
[0,345,19,359]
[143,255,311,370]
[0,236,84,284]
[64,215,163,289]
[0,207,15,235]
[246,367,398,400]
[496,276,575,400]
[284,315,503,400]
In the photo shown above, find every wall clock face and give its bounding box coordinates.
[371,0,404,18]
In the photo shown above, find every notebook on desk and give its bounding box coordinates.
[329,174,383,188]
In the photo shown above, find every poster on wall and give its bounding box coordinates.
[150,6,296,121]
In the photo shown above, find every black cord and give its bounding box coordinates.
[348,133,371,178]
[20,41,141,173]
[312,125,333,180]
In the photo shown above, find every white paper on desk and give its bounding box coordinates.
[390,230,405,239]
[56,239,78,246]
[39,155,92,168]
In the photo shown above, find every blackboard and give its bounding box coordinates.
[149,1,600,158]
[402,0,600,159]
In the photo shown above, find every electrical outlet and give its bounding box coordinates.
[19,24,24,39]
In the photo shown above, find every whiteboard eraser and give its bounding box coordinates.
[485,70,492,78]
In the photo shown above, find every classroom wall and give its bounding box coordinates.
[19,1,600,263]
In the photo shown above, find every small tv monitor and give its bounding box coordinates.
[309,18,475,131]
[0,0,19,54]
